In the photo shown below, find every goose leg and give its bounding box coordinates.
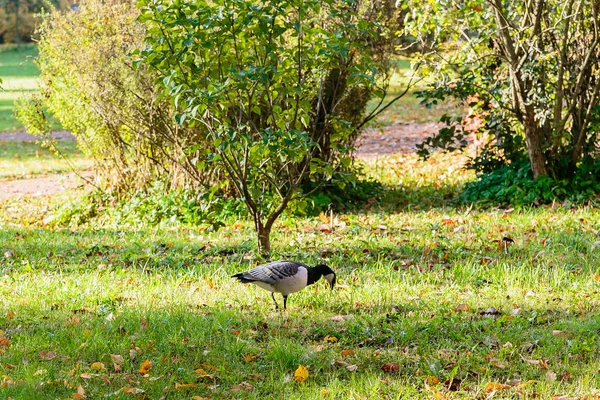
[271,292,280,310]
[283,295,288,311]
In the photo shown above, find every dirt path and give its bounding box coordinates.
[0,123,445,198]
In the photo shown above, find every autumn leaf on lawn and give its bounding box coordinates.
[120,386,146,395]
[39,350,57,360]
[110,354,124,363]
[294,365,309,383]
[484,382,511,392]
[205,278,215,289]
[0,337,9,347]
[340,349,354,357]
[232,381,254,390]
[323,335,338,342]
[174,383,197,390]
[5,311,15,320]
[138,359,153,374]
[381,363,400,373]
[72,384,85,399]
[243,353,257,362]
[90,362,105,371]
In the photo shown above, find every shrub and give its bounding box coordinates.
[16,0,219,191]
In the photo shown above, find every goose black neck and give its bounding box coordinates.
[307,264,331,286]
[306,267,323,286]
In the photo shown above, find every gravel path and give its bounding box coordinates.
[0,123,448,198]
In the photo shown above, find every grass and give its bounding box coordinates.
[0,44,39,132]
[0,141,93,180]
[2,151,600,399]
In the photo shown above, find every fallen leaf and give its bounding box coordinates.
[0,337,9,347]
[323,335,338,342]
[484,382,511,392]
[39,350,57,360]
[79,373,92,379]
[175,383,197,390]
[243,353,257,362]
[445,378,461,391]
[330,315,352,322]
[33,369,47,376]
[90,362,105,371]
[138,359,153,374]
[232,381,254,390]
[294,365,309,383]
[455,303,469,312]
[110,354,124,365]
[381,362,400,373]
[205,278,214,289]
[72,394,85,400]
[524,358,549,369]
[230,329,241,335]
[341,349,355,357]
[552,330,574,338]
[346,364,358,372]
[5,312,15,320]
[120,386,145,395]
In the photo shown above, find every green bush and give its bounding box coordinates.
[16,0,219,191]
[461,158,600,206]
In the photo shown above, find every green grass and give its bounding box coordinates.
[0,141,93,180]
[2,153,600,399]
[0,44,39,132]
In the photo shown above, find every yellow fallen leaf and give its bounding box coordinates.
[72,394,85,400]
[323,335,338,342]
[175,382,197,390]
[90,362,105,371]
[205,278,214,289]
[484,382,511,392]
[294,365,309,383]
[138,359,153,374]
[243,353,257,362]
[5,312,15,320]
[80,373,92,379]
[33,369,47,376]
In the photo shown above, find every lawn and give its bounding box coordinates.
[2,150,600,399]
[0,45,39,132]
[0,141,93,180]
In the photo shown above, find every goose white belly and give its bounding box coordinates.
[252,267,308,296]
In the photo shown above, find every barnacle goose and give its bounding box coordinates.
[232,260,336,310]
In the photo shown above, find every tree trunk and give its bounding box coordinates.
[15,0,20,47]
[523,109,549,179]
[256,223,271,256]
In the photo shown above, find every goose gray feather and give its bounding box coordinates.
[232,260,336,310]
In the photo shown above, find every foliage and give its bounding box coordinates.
[462,158,600,206]
[0,0,67,44]
[15,0,218,191]
[403,0,600,181]
[137,0,399,254]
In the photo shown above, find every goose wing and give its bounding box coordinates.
[240,260,304,283]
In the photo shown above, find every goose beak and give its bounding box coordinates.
[324,273,336,290]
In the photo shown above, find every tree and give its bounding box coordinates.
[137,0,406,254]
[403,0,600,180]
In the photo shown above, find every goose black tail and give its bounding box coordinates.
[232,273,255,283]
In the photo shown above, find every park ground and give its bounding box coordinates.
[2,45,600,399]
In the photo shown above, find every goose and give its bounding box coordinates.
[232,260,336,310]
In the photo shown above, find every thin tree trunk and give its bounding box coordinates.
[523,110,549,178]
[257,222,271,256]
